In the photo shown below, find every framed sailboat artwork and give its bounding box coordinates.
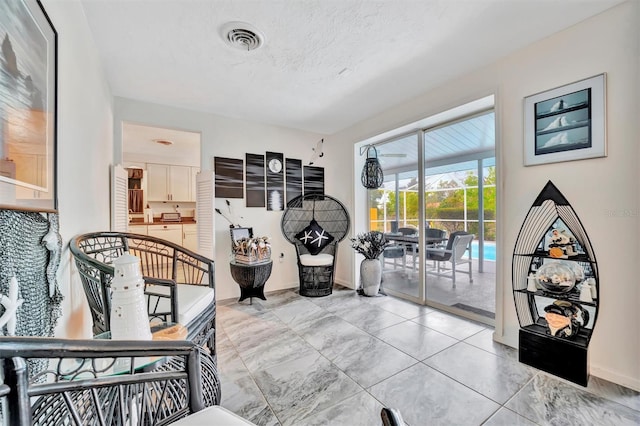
[524,74,606,166]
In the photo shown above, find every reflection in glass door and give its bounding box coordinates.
[367,134,421,300]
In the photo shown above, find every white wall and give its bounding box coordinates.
[328,1,640,390]
[113,97,326,300]
[42,0,114,338]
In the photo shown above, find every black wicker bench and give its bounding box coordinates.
[69,232,216,355]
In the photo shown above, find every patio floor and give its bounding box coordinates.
[381,258,496,320]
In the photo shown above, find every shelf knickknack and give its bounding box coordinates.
[512,180,599,386]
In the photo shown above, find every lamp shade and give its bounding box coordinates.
[361,146,383,189]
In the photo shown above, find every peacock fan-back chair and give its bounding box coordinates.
[280,194,350,297]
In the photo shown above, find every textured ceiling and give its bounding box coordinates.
[80,0,623,134]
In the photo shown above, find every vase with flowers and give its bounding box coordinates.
[350,231,390,296]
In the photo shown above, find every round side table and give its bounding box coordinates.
[229,259,273,304]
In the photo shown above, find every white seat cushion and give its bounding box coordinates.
[299,253,333,266]
[168,406,256,425]
[146,284,214,325]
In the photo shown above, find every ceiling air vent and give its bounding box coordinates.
[221,22,264,51]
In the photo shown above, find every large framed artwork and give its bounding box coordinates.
[524,74,606,166]
[0,0,57,212]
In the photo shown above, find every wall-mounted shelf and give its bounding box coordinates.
[512,181,599,386]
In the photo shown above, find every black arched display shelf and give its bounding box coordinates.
[512,181,598,386]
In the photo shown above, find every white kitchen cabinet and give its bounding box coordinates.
[146,163,192,202]
[182,223,198,252]
[147,224,183,246]
[128,225,148,235]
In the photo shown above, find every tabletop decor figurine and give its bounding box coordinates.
[110,252,152,340]
[351,231,390,296]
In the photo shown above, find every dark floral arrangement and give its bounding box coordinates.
[350,231,390,260]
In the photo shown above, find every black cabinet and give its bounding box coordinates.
[512,181,598,386]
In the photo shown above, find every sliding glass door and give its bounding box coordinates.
[364,109,496,323]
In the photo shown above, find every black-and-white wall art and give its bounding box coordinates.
[214,157,244,198]
[245,153,265,207]
[303,166,324,196]
[524,73,606,166]
[266,151,284,211]
[285,158,302,207]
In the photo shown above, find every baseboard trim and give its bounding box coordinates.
[590,365,640,392]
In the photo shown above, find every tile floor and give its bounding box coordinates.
[216,286,640,426]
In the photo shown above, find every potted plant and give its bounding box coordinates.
[350,231,390,296]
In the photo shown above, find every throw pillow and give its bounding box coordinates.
[295,219,335,255]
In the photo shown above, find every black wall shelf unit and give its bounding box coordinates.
[512,181,599,386]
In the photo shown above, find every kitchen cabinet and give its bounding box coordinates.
[147,224,183,246]
[128,224,148,235]
[146,163,191,202]
[182,223,198,252]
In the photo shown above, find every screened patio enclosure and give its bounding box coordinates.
[366,109,496,322]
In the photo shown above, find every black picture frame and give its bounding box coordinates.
[0,0,57,212]
[524,74,606,166]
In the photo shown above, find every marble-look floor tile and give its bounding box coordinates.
[330,333,417,388]
[464,328,518,361]
[506,373,640,425]
[270,297,324,327]
[373,320,458,360]
[423,342,537,404]
[332,303,406,333]
[222,313,290,353]
[587,376,640,412]
[296,313,366,358]
[220,372,280,426]
[253,351,362,426]
[483,407,536,425]
[412,310,486,340]
[369,363,500,426]
[256,289,300,309]
[301,390,384,426]
[217,339,249,380]
[364,295,433,319]
[239,330,319,373]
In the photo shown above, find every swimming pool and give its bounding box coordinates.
[471,241,496,261]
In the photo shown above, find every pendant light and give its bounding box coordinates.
[361,145,384,189]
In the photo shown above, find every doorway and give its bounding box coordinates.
[121,122,201,250]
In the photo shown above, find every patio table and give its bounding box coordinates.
[384,233,448,271]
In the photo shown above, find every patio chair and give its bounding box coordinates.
[280,194,350,297]
[425,231,474,287]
